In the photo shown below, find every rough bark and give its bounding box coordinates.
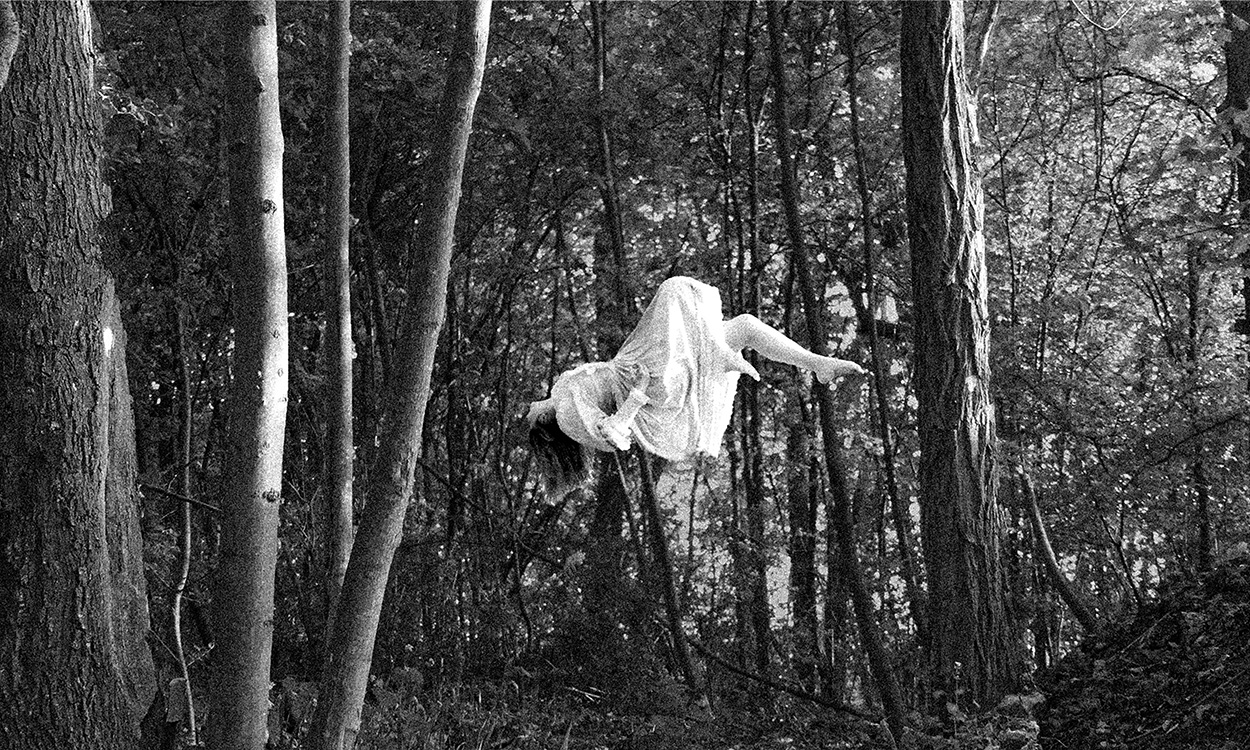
[208,1,290,747]
[900,0,1014,710]
[308,4,490,747]
[322,0,355,627]
[0,2,155,746]
[765,4,905,745]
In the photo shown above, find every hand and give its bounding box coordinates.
[596,414,633,451]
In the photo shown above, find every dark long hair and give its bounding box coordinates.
[528,414,590,495]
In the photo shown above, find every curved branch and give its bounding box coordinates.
[1018,467,1100,635]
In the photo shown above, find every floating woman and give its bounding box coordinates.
[527,276,866,491]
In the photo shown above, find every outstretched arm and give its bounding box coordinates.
[723,313,866,383]
[597,366,651,450]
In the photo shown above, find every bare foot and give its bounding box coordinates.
[815,358,868,384]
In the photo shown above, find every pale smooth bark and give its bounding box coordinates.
[0,2,154,746]
[308,4,490,747]
[208,1,290,747]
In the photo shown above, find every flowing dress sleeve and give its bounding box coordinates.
[610,276,753,460]
[550,362,620,454]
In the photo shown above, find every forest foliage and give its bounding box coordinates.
[8,0,1250,747]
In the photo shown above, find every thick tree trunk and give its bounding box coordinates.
[900,0,1015,710]
[209,1,290,747]
[0,2,155,746]
[308,4,490,747]
[765,4,905,745]
[322,0,355,626]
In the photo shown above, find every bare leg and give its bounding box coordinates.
[723,314,865,383]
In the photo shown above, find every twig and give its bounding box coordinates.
[1069,0,1133,31]
[140,483,221,513]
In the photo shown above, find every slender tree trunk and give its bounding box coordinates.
[1185,240,1214,571]
[638,455,708,705]
[900,0,1015,710]
[818,428,848,703]
[172,307,199,746]
[584,0,633,626]
[737,0,772,693]
[308,4,490,747]
[1018,469,1098,635]
[209,2,290,747]
[322,0,355,627]
[585,238,630,619]
[0,3,155,746]
[588,0,628,289]
[838,0,927,647]
[786,407,820,691]
[765,4,905,745]
[1224,2,1250,401]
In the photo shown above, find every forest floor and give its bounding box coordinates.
[270,555,1250,749]
[1039,551,1250,750]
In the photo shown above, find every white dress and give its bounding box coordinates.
[550,276,756,461]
